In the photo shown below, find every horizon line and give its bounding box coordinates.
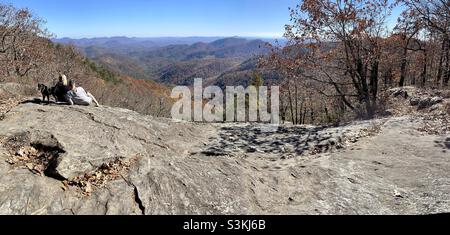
[53,35,286,40]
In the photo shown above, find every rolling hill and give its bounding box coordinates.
[55,37,282,86]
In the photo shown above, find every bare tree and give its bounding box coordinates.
[266,0,395,119]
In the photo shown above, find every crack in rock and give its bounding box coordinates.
[133,186,146,215]
[71,108,121,130]
[86,113,121,130]
[120,174,146,215]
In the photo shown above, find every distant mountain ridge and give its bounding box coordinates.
[53,36,225,52]
[53,36,284,48]
[54,36,284,86]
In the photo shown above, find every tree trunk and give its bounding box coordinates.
[399,47,408,87]
[299,99,304,125]
[302,102,307,124]
[421,50,428,87]
[294,83,298,125]
[444,38,450,86]
[286,81,295,124]
[370,61,379,101]
[437,37,446,86]
[357,60,373,118]
[325,106,331,123]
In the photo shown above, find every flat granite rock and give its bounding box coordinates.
[0,102,449,215]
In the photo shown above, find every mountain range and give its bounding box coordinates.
[54,37,285,86]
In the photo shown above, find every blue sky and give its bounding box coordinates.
[7,0,299,38]
[6,0,403,39]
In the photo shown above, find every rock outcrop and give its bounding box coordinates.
[0,97,449,214]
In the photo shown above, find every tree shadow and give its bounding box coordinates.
[434,138,450,152]
[203,123,351,156]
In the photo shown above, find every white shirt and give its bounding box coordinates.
[67,87,92,105]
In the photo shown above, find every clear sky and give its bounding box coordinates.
[6,0,403,39]
[7,0,299,38]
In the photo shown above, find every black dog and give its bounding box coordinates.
[38,84,57,104]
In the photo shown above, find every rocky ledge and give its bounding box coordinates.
[0,101,449,214]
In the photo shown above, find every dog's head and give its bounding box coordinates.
[38,84,45,91]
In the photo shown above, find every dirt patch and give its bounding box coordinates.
[0,98,21,120]
[416,114,449,135]
[385,87,449,116]
[2,132,140,196]
[0,82,38,119]
[383,87,449,135]
[445,102,450,114]
[64,156,140,196]
[4,138,65,180]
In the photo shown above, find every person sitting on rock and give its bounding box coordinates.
[66,80,100,107]
[54,74,70,103]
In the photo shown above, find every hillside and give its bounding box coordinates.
[0,3,173,118]
[213,57,283,87]
[0,83,448,214]
[0,40,173,117]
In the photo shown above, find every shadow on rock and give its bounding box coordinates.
[202,124,351,157]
